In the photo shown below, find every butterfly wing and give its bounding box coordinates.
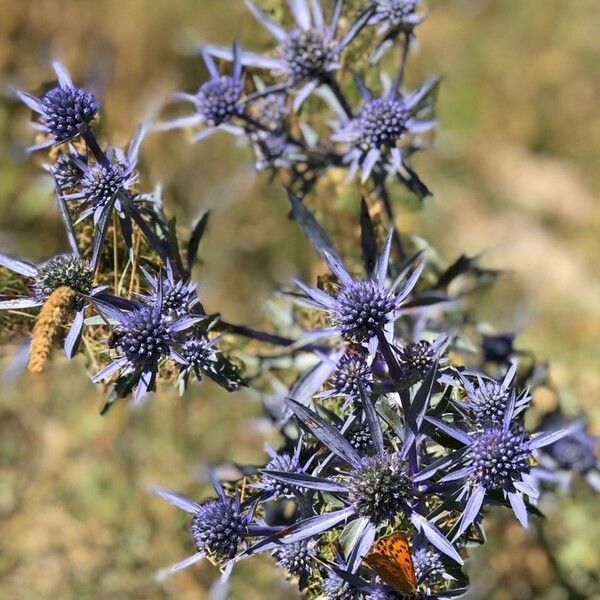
[363,532,417,594]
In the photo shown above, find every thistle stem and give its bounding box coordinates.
[324,76,354,120]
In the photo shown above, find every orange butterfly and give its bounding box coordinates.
[363,532,417,595]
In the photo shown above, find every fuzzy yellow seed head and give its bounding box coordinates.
[28,286,75,373]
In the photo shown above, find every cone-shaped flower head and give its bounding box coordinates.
[17,62,97,150]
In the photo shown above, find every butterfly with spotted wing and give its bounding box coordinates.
[363,532,417,595]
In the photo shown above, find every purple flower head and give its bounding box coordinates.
[467,426,531,491]
[152,479,277,580]
[155,43,245,142]
[244,0,343,82]
[459,364,529,427]
[295,231,424,346]
[330,73,438,184]
[65,142,140,224]
[117,305,172,368]
[368,0,425,33]
[395,340,436,387]
[336,280,396,341]
[274,540,315,581]
[176,331,246,393]
[427,397,575,536]
[412,547,446,587]
[319,350,374,406]
[49,151,85,191]
[207,1,370,108]
[348,452,414,525]
[91,281,202,403]
[17,62,97,151]
[259,439,309,499]
[324,572,362,599]
[32,254,94,306]
[346,420,376,455]
[190,495,251,560]
[140,264,201,321]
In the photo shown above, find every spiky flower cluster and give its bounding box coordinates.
[335,280,397,342]
[468,427,531,490]
[115,306,172,368]
[396,340,435,385]
[1,2,593,599]
[190,496,250,560]
[38,84,97,142]
[349,453,413,524]
[330,352,373,397]
[471,380,511,424]
[357,99,408,149]
[196,76,242,125]
[282,29,338,81]
[33,254,93,302]
[80,160,128,206]
[275,541,314,578]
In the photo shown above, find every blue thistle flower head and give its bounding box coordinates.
[180,334,215,369]
[295,231,424,345]
[349,453,413,525]
[412,548,445,587]
[116,304,172,369]
[50,151,85,190]
[92,283,202,402]
[346,423,376,455]
[262,452,303,497]
[81,158,127,203]
[275,540,315,579]
[68,145,139,220]
[356,97,409,149]
[436,402,576,536]
[195,74,242,127]
[190,494,251,560]
[159,44,245,142]
[258,438,310,499]
[367,583,406,600]
[330,74,438,184]
[177,331,245,393]
[336,280,396,342]
[207,1,371,109]
[17,62,97,150]
[395,340,436,386]
[281,26,339,83]
[141,265,200,320]
[33,253,93,304]
[467,425,531,491]
[470,380,511,425]
[61,128,147,235]
[152,480,263,576]
[460,366,527,427]
[244,0,344,85]
[323,572,361,600]
[369,0,423,31]
[324,351,373,397]
[0,206,109,360]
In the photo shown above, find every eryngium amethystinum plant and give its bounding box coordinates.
[145,2,596,597]
[1,0,595,598]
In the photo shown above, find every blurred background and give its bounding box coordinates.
[0,0,598,598]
